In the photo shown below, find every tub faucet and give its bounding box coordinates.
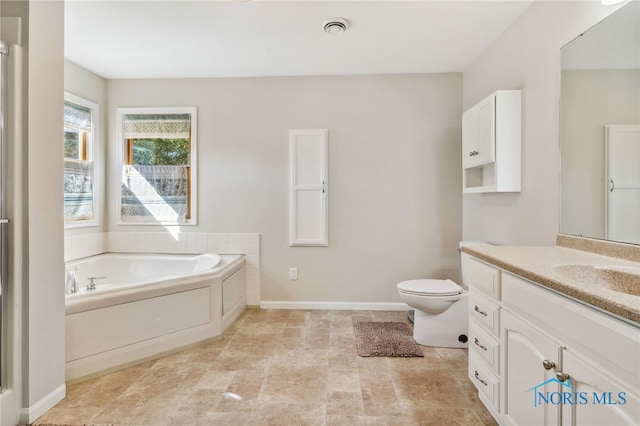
[87,276,105,291]
[65,270,78,294]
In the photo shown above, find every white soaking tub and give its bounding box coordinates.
[64,252,246,381]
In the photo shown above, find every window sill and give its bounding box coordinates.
[117,219,197,227]
[65,219,99,229]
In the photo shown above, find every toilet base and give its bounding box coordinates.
[412,294,468,348]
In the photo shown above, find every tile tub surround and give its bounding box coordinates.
[33,309,496,426]
[461,243,640,324]
[64,232,261,305]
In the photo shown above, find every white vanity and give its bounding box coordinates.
[462,240,640,425]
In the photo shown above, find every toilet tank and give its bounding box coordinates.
[459,241,492,290]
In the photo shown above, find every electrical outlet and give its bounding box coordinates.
[289,267,298,280]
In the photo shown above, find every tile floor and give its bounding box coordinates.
[33,309,497,426]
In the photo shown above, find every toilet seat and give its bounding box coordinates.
[397,279,462,297]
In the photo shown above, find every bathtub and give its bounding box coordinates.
[64,252,246,381]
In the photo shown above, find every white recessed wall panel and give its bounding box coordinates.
[295,190,324,241]
[289,129,328,246]
[295,136,323,185]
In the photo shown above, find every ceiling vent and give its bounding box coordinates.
[322,18,349,35]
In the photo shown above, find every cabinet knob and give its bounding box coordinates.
[469,150,479,157]
[542,359,556,370]
[556,372,571,382]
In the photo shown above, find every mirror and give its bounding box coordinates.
[560,1,640,245]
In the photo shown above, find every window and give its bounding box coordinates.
[64,94,99,227]
[117,107,197,225]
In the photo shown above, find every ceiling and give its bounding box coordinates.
[65,0,535,80]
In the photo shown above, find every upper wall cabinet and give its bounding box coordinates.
[462,90,521,193]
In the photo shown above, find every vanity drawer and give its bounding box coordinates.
[467,257,501,299]
[469,319,500,372]
[469,351,500,411]
[469,290,500,337]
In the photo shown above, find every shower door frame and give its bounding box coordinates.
[0,40,10,393]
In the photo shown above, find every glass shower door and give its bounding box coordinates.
[0,39,9,392]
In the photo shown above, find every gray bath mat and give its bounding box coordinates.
[353,321,423,357]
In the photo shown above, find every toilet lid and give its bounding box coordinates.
[397,279,462,296]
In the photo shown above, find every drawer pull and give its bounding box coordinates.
[474,305,488,317]
[474,370,488,386]
[474,338,487,351]
[542,359,556,370]
[556,372,570,382]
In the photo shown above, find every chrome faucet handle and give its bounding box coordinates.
[87,276,106,290]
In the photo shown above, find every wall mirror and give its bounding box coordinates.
[559,1,640,245]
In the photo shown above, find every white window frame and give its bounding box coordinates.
[64,92,101,229]
[115,106,198,226]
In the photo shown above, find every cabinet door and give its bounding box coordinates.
[462,95,495,168]
[502,311,561,426]
[561,350,640,426]
[288,129,328,246]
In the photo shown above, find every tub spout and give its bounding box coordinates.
[65,270,78,294]
[87,276,106,291]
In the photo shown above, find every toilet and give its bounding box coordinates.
[397,278,468,348]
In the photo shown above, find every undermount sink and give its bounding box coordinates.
[553,264,640,297]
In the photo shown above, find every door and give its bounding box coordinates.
[605,125,640,244]
[561,350,640,425]
[502,311,561,426]
[0,40,8,392]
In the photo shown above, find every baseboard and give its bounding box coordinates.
[20,383,66,424]
[260,301,409,311]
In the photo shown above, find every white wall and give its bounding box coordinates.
[64,59,108,235]
[462,1,623,245]
[25,0,66,417]
[1,1,66,424]
[107,73,463,304]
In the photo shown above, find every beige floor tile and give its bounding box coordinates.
[250,401,326,426]
[32,407,104,425]
[327,391,364,416]
[393,368,467,409]
[214,370,265,413]
[196,369,236,389]
[402,406,489,425]
[35,309,497,426]
[327,371,361,392]
[326,414,364,426]
[271,347,329,368]
[328,348,361,373]
[360,372,403,416]
[258,365,327,405]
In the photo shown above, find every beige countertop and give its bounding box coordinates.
[461,244,640,325]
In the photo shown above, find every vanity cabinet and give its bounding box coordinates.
[465,254,640,426]
[462,90,521,193]
[501,310,561,425]
[465,254,502,417]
